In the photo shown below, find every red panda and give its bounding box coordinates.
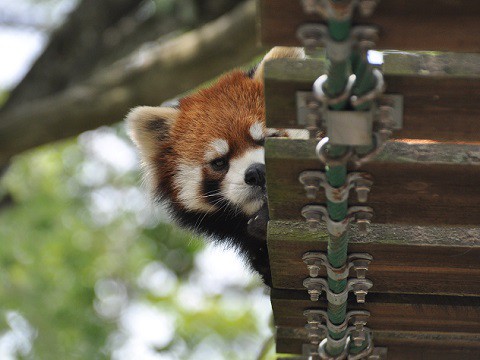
[126,47,305,286]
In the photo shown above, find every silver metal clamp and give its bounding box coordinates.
[303,252,373,280]
[299,171,373,203]
[301,204,374,235]
[303,277,373,303]
[297,23,379,56]
[301,0,381,20]
[304,309,370,338]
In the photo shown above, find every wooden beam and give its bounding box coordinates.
[259,0,480,52]
[267,220,480,295]
[266,139,480,226]
[265,56,480,143]
[276,327,480,359]
[271,289,480,333]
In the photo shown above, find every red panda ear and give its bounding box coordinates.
[252,47,305,82]
[126,106,179,158]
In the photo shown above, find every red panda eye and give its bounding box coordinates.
[210,157,228,171]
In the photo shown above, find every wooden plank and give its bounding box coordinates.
[265,56,480,143]
[267,220,480,295]
[265,139,480,226]
[276,327,480,359]
[259,0,480,53]
[271,289,480,333]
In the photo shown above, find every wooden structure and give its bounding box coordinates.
[261,1,480,359]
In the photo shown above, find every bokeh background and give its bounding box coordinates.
[0,1,275,359]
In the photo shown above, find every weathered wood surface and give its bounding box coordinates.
[267,220,480,295]
[276,327,480,359]
[266,139,480,226]
[259,0,480,53]
[265,56,480,143]
[271,289,480,333]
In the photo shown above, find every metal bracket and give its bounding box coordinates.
[317,327,374,359]
[303,252,373,280]
[297,23,379,55]
[297,92,404,131]
[299,171,373,203]
[297,92,403,137]
[301,0,381,20]
[306,322,328,346]
[301,204,373,235]
[304,309,370,338]
[303,277,373,303]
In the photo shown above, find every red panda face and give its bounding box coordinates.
[127,47,305,219]
[166,71,267,216]
[126,71,268,217]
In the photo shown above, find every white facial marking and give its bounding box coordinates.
[174,163,215,213]
[249,122,264,141]
[223,148,265,216]
[204,139,229,161]
[284,129,310,139]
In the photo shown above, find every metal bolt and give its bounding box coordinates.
[309,334,321,346]
[352,259,370,279]
[356,218,370,235]
[355,184,371,203]
[308,289,321,302]
[305,185,318,200]
[307,219,320,231]
[301,207,324,231]
[307,264,320,278]
[301,0,320,14]
[299,173,322,200]
[358,0,378,17]
[353,285,369,303]
[351,329,367,347]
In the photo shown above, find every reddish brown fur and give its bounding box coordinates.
[173,71,264,161]
[152,71,265,204]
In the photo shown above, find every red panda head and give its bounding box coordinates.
[127,47,304,218]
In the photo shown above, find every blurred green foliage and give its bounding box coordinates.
[0,125,274,360]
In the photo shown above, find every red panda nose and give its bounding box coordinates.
[244,163,266,187]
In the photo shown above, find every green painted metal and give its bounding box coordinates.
[323,14,352,358]
[320,3,379,357]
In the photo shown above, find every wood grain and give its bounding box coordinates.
[265,139,480,226]
[267,221,480,295]
[264,56,480,143]
[276,327,480,358]
[271,289,480,333]
[259,0,480,52]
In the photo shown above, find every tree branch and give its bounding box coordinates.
[0,0,263,166]
[1,0,144,111]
